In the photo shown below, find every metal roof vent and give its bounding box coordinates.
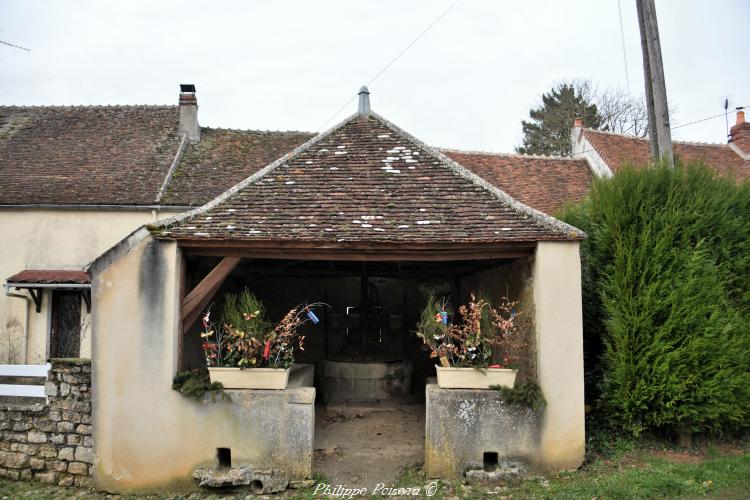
[358,86,370,118]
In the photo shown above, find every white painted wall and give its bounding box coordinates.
[571,126,613,178]
[91,234,315,492]
[532,241,585,471]
[0,209,179,363]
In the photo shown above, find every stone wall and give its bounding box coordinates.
[425,383,541,479]
[0,359,93,487]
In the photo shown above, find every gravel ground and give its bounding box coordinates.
[313,402,425,491]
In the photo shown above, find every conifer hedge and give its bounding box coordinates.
[560,160,750,436]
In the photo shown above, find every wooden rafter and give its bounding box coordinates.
[180,256,241,331]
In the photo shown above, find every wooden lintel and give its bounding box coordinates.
[180,256,241,330]
[177,238,539,252]
[181,248,533,262]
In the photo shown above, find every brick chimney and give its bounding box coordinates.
[729,108,750,154]
[178,84,200,143]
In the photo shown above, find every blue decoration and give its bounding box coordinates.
[307,309,320,324]
[440,310,448,325]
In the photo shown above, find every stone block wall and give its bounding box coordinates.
[0,359,93,487]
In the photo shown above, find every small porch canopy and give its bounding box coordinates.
[3,269,91,312]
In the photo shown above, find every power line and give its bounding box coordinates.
[616,0,630,93]
[672,107,746,130]
[365,0,459,89]
[317,0,460,131]
[0,39,30,52]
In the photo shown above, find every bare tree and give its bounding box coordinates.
[517,80,651,156]
[595,86,650,137]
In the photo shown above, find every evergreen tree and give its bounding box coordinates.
[516,82,602,156]
[559,161,750,436]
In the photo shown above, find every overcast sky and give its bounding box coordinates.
[1,1,748,152]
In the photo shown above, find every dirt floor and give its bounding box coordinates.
[314,402,425,490]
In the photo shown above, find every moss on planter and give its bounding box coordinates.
[172,370,226,400]
[489,380,547,412]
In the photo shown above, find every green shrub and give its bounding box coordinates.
[559,160,750,436]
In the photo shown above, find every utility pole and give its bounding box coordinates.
[636,0,673,165]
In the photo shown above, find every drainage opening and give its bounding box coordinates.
[217,447,231,468]
[483,451,499,471]
[250,479,264,494]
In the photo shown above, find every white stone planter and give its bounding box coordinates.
[436,366,517,389]
[208,367,290,390]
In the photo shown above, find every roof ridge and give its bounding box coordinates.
[440,147,584,161]
[200,126,314,135]
[582,127,730,148]
[372,112,585,239]
[154,112,359,231]
[0,104,176,110]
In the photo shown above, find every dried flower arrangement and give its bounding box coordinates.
[201,288,326,369]
[416,293,526,368]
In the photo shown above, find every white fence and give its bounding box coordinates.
[0,363,50,399]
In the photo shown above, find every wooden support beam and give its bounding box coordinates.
[180,257,241,331]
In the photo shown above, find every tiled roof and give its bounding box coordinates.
[157,113,584,245]
[0,106,182,205]
[6,269,90,285]
[160,128,314,206]
[0,106,314,207]
[582,129,750,179]
[441,150,592,215]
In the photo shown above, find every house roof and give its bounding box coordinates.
[0,106,182,205]
[582,128,750,179]
[155,113,584,246]
[6,269,90,285]
[0,105,314,207]
[160,128,314,206]
[441,150,592,215]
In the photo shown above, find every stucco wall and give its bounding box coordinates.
[0,209,177,364]
[532,241,585,471]
[91,235,314,492]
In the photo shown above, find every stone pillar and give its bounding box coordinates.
[532,241,585,471]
